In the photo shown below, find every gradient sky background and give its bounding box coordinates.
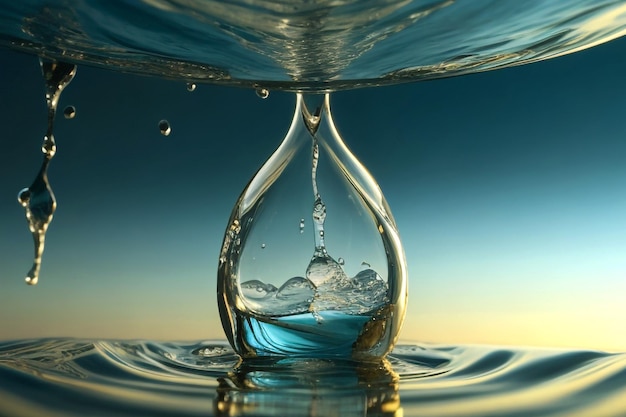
[1,34,625,352]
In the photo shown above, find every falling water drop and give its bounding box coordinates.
[255,88,269,99]
[159,119,171,136]
[186,82,196,92]
[63,105,76,119]
[18,58,77,285]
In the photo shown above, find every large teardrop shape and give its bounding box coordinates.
[217,93,407,361]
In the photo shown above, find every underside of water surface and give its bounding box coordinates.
[0,1,625,91]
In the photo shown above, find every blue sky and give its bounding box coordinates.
[1,35,625,351]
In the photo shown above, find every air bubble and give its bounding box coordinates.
[159,119,171,136]
[63,105,76,119]
[186,82,196,92]
[338,257,345,265]
[299,218,305,233]
[255,88,269,99]
[261,243,266,249]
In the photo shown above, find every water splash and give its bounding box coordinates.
[18,59,76,285]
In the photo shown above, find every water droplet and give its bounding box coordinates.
[255,88,269,99]
[159,119,171,136]
[25,276,38,286]
[186,82,196,92]
[63,105,76,119]
[261,243,266,249]
[217,93,406,359]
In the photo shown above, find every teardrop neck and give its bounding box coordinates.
[299,93,329,135]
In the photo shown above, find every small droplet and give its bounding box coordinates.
[299,218,305,233]
[159,119,171,136]
[338,257,345,265]
[186,82,196,92]
[261,243,266,249]
[255,88,269,99]
[63,105,76,119]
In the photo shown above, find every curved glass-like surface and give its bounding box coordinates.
[0,1,625,91]
[218,94,407,360]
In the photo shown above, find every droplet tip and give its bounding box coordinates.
[25,276,38,285]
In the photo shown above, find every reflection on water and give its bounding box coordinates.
[0,339,624,417]
[215,358,402,417]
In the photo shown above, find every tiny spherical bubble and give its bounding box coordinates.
[261,243,266,249]
[63,105,76,119]
[159,119,171,136]
[255,88,269,99]
[338,257,345,265]
[186,83,196,92]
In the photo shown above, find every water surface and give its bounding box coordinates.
[1,339,625,416]
[1,1,625,90]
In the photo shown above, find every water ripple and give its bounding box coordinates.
[0,339,624,416]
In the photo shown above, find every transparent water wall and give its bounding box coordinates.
[218,94,407,359]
